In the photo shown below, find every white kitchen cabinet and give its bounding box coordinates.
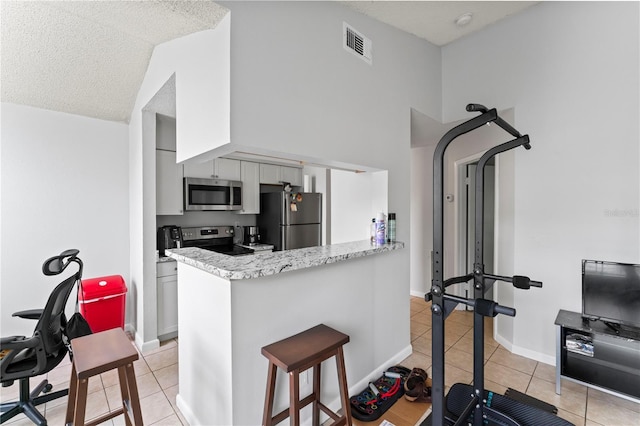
[157,261,178,340]
[259,163,280,184]
[281,166,303,187]
[184,158,241,180]
[183,161,212,179]
[259,164,303,187]
[156,150,183,215]
[240,161,260,214]
[216,158,241,180]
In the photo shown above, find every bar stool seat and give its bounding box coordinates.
[261,324,352,426]
[65,328,143,426]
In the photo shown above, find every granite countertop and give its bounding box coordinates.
[237,243,274,251]
[157,254,176,263]
[165,240,404,280]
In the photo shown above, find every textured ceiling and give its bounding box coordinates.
[1,1,228,123]
[1,1,537,123]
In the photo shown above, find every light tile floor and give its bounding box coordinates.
[380,297,640,426]
[1,336,184,425]
[3,298,640,425]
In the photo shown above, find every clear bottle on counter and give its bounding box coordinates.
[388,213,396,243]
[370,218,376,244]
[376,212,386,245]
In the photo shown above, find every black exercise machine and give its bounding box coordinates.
[424,104,573,426]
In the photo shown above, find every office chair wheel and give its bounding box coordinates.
[43,383,53,393]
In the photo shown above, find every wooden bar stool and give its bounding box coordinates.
[65,328,143,426]
[261,324,352,426]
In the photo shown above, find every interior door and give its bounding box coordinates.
[466,162,495,300]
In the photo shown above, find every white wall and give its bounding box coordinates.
[223,1,441,253]
[1,103,129,336]
[175,15,231,164]
[330,170,388,244]
[129,19,232,350]
[410,145,435,296]
[442,2,640,363]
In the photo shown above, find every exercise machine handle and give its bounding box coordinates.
[483,273,542,290]
[466,103,489,113]
[475,298,516,317]
[466,103,523,139]
[493,303,516,317]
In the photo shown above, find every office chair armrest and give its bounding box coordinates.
[0,335,39,351]
[1,336,24,346]
[12,309,43,320]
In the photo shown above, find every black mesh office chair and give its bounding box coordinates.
[1,249,83,425]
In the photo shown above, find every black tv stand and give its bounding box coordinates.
[555,310,640,403]
[603,320,621,335]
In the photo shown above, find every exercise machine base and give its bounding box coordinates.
[420,383,571,426]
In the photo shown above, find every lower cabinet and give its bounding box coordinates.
[157,261,178,340]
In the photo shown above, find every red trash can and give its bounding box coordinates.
[78,275,127,333]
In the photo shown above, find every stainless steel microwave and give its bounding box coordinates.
[183,178,242,211]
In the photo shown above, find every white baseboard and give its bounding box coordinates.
[176,393,199,426]
[410,289,427,298]
[133,330,159,354]
[511,344,555,366]
[494,331,555,366]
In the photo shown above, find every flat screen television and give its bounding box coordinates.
[582,259,640,330]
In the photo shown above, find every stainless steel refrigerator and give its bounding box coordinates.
[257,192,322,251]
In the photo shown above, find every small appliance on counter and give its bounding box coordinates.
[243,226,261,246]
[157,225,183,257]
[181,226,254,256]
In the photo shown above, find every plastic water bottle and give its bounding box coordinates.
[388,213,396,243]
[376,212,386,245]
[370,218,376,244]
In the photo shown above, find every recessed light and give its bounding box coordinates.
[455,12,473,27]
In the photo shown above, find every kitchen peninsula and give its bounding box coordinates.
[166,240,407,425]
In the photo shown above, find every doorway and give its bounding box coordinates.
[456,157,496,304]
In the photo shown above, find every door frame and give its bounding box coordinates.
[453,152,499,306]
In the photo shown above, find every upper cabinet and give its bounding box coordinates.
[184,158,241,180]
[281,166,303,187]
[259,164,302,187]
[156,114,183,216]
[259,164,280,185]
[156,150,183,215]
[239,161,260,214]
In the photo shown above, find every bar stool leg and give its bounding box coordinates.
[73,377,89,425]
[123,363,143,425]
[335,347,352,426]
[117,366,133,426]
[64,363,78,425]
[289,371,300,426]
[312,364,321,426]
[262,362,277,426]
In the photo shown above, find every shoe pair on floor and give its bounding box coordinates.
[404,367,432,403]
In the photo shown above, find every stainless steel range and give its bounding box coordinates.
[181,226,254,256]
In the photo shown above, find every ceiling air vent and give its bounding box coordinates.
[343,22,372,64]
